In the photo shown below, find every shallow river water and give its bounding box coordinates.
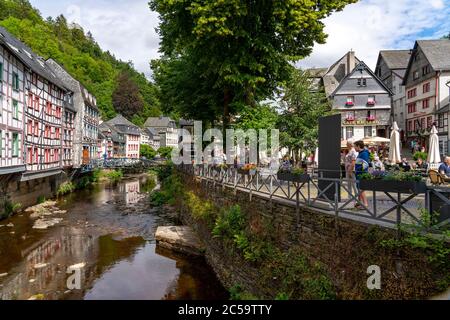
[0,174,228,300]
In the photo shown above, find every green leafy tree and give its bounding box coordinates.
[150,0,357,131]
[140,144,157,159]
[234,104,279,131]
[158,146,174,159]
[277,68,332,163]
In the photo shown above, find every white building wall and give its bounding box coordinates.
[0,45,25,169]
[126,134,140,158]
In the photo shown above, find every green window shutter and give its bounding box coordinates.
[0,62,3,82]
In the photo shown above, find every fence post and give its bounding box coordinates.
[296,182,300,230]
[334,180,339,217]
[396,192,402,238]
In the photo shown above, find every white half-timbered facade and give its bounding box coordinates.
[0,32,26,174]
[0,26,72,181]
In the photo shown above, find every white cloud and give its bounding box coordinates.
[298,0,450,71]
[31,0,449,77]
[31,0,161,78]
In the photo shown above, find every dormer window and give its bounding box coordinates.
[345,96,355,107]
[367,95,376,106]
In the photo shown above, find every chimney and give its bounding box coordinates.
[347,50,355,75]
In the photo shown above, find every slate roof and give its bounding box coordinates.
[105,115,140,135]
[330,61,393,98]
[144,116,176,129]
[323,52,361,97]
[417,39,450,71]
[379,50,411,70]
[0,26,69,91]
[81,86,99,111]
[99,122,125,143]
[179,119,194,127]
[147,128,161,140]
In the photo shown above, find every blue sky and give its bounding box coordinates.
[30,0,450,78]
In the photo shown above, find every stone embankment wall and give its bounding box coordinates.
[6,174,67,209]
[178,173,449,299]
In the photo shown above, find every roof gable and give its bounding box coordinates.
[0,26,69,91]
[330,61,393,97]
[378,50,411,70]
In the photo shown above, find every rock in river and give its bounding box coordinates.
[155,226,204,257]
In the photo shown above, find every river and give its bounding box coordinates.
[0,174,228,300]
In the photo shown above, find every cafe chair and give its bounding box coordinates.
[429,170,445,185]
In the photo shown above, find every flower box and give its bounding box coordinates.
[345,102,355,107]
[367,101,376,106]
[359,179,427,194]
[277,172,310,183]
[367,116,376,122]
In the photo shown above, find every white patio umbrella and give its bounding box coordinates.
[389,122,401,164]
[314,147,319,166]
[363,136,390,145]
[427,126,441,167]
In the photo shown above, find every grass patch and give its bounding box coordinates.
[0,200,22,220]
[57,182,76,196]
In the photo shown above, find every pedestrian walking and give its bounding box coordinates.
[344,141,358,202]
[354,141,370,209]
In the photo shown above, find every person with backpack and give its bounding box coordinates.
[354,140,370,209]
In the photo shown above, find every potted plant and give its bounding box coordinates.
[277,167,310,183]
[359,170,426,194]
[238,164,257,175]
[367,100,376,106]
[345,101,355,107]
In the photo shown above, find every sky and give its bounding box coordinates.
[30,0,450,78]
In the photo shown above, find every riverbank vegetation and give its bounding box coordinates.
[56,182,76,197]
[149,164,183,206]
[152,164,450,299]
[0,199,22,220]
[151,165,336,300]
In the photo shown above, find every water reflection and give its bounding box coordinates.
[119,181,141,205]
[0,174,227,300]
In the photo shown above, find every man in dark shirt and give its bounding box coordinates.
[354,141,369,208]
[439,157,450,177]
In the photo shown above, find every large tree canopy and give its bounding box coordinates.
[150,0,357,128]
[278,68,332,161]
[112,71,145,120]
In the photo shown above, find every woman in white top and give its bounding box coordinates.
[344,141,358,201]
